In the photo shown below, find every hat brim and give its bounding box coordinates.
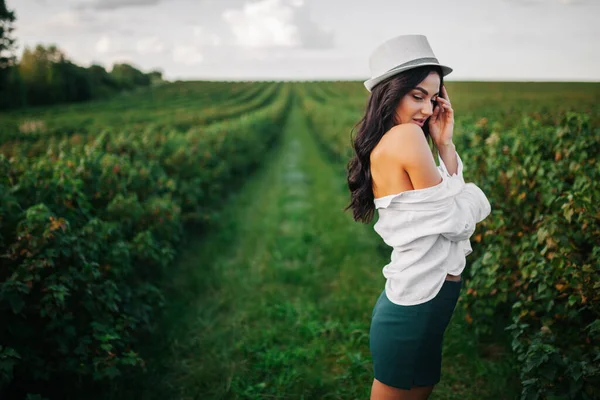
[364,64,453,92]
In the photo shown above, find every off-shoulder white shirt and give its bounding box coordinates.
[373,150,491,305]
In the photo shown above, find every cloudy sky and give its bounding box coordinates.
[8,0,599,81]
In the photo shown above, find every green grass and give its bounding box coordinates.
[104,95,521,399]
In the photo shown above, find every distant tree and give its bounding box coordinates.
[3,40,161,108]
[87,63,120,98]
[18,44,93,105]
[0,0,16,69]
[19,45,65,105]
[59,61,93,102]
[0,0,21,108]
[147,69,164,84]
[111,63,150,89]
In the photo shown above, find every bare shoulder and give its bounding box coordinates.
[375,123,441,191]
[376,123,431,166]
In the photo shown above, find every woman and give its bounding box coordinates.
[345,35,492,399]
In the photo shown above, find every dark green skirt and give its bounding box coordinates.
[369,279,462,389]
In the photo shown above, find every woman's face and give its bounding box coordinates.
[394,71,441,127]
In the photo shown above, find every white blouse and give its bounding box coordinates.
[373,150,491,305]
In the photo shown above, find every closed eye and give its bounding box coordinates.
[414,96,437,102]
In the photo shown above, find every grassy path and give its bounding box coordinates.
[111,95,520,399]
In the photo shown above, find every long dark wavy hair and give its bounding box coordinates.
[344,65,445,223]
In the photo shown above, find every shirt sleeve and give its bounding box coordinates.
[438,182,492,242]
[438,149,465,183]
[437,150,491,241]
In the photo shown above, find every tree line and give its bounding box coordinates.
[0,0,163,110]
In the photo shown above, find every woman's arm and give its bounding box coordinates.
[437,142,458,177]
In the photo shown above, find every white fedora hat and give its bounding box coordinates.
[364,34,452,92]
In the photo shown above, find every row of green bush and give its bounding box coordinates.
[0,81,280,144]
[0,83,293,399]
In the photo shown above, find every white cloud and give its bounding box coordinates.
[73,0,163,10]
[293,4,334,49]
[192,26,223,46]
[136,37,165,54]
[221,0,334,49]
[18,10,83,35]
[168,26,221,66]
[222,0,301,48]
[18,9,133,37]
[51,10,83,28]
[173,44,204,65]
[95,35,111,53]
[95,35,131,56]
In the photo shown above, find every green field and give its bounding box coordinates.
[1,81,598,400]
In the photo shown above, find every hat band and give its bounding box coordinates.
[384,57,440,74]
